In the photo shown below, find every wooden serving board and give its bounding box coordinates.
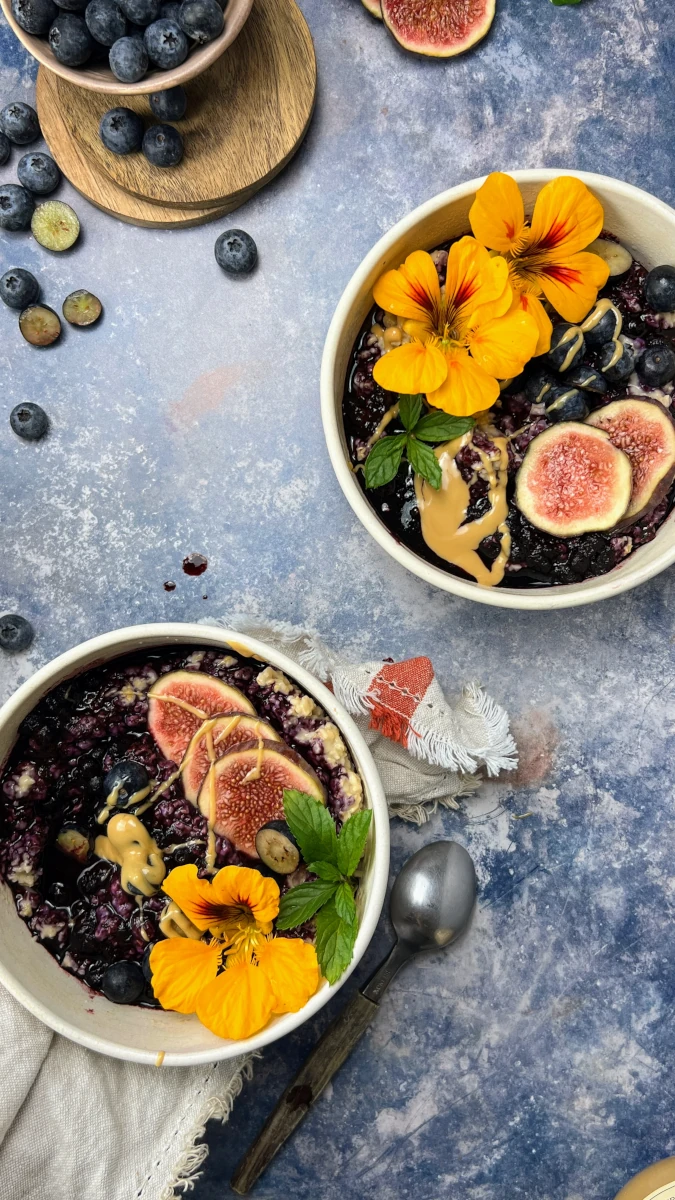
[36,0,316,227]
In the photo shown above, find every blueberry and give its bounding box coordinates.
[645,265,675,313]
[149,84,186,121]
[17,152,61,195]
[142,123,183,167]
[11,0,58,34]
[102,759,150,804]
[144,17,188,67]
[159,0,180,19]
[0,131,10,166]
[0,614,34,653]
[10,402,49,440]
[109,34,148,81]
[178,0,222,42]
[214,228,257,276]
[101,961,145,1004]
[0,268,39,309]
[599,338,636,384]
[524,365,555,406]
[85,0,127,44]
[547,323,585,373]
[639,342,675,387]
[581,302,622,348]
[565,365,607,395]
[49,13,94,64]
[544,385,589,424]
[117,0,160,24]
[0,184,35,231]
[99,106,144,154]
[0,103,40,146]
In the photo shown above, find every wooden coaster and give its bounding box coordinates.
[36,0,316,222]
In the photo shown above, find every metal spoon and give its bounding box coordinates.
[231,840,477,1195]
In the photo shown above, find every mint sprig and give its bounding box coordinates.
[364,394,475,490]
[276,790,372,985]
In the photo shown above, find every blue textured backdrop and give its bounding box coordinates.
[2,1,675,1197]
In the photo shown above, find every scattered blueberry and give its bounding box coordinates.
[0,268,39,309]
[31,201,80,251]
[565,365,608,395]
[48,13,93,64]
[101,961,146,1004]
[582,304,622,348]
[0,102,40,146]
[0,184,35,231]
[117,0,160,24]
[63,289,102,326]
[645,265,675,314]
[102,759,150,804]
[109,34,148,81]
[178,0,222,42]
[10,402,49,440]
[149,84,186,121]
[99,106,144,154]
[0,131,9,166]
[17,152,61,195]
[19,305,61,346]
[142,123,183,167]
[144,17,188,67]
[214,228,258,276]
[0,614,34,653]
[599,339,636,384]
[544,385,589,424]
[639,342,675,387]
[547,323,585,373]
[11,0,58,35]
[85,0,127,44]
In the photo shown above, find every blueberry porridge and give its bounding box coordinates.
[342,173,675,588]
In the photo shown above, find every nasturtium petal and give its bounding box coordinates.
[427,349,500,417]
[210,865,279,928]
[149,936,220,1014]
[469,172,526,253]
[467,308,539,379]
[196,959,275,1041]
[446,236,506,324]
[162,864,221,932]
[373,341,448,395]
[529,176,605,259]
[538,250,610,323]
[511,291,553,355]
[373,250,442,326]
[257,937,320,1014]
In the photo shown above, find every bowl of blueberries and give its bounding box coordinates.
[0,0,252,95]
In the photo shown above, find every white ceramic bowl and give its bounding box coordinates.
[0,623,389,1066]
[321,169,675,610]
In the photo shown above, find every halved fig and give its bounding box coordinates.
[586,398,675,525]
[381,0,495,57]
[198,740,326,858]
[182,713,282,805]
[148,670,255,765]
[362,0,382,16]
[515,422,632,538]
[255,821,300,875]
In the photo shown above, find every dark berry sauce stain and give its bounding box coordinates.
[163,581,176,592]
[182,553,208,576]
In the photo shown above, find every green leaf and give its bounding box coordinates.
[363,433,407,490]
[550,0,581,5]
[307,861,342,882]
[407,436,443,489]
[334,881,357,926]
[413,412,475,443]
[315,898,359,984]
[336,808,372,878]
[276,880,338,930]
[283,790,338,866]
[398,394,424,432]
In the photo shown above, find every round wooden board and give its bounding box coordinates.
[37,0,316,215]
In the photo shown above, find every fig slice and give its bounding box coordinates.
[362,0,382,16]
[148,670,255,765]
[515,422,632,538]
[182,713,282,805]
[586,398,675,525]
[198,739,326,858]
[381,0,495,57]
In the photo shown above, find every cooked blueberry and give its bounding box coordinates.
[0,184,35,231]
[48,13,93,64]
[565,365,608,395]
[0,614,34,653]
[19,305,61,346]
[142,123,183,167]
[63,289,102,326]
[99,106,144,154]
[178,0,222,42]
[144,18,188,67]
[101,961,145,1004]
[0,103,40,145]
[645,265,675,313]
[141,941,155,981]
[639,342,675,387]
[11,0,57,34]
[599,338,636,384]
[109,34,148,80]
[17,152,61,196]
[102,759,150,804]
[10,402,49,440]
[547,323,584,372]
[544,385,589,424]
[524,365,555,406]
[0,268,39,309]
[0,131,9,166]
[581,300,622,347]
[149,85,186,121]
[214,228,257,276]
[85,0,127,44]
[117,0,160,23]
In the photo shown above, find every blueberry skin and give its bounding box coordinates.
[0,614,34,653]
[144,17,188,67]
[17,152,61,195]
[645,265,675,313]
[149,85,186,121]
[99,107,144,154]
[0,102,40,145]
[565,365,608,395]
[178,0,222,42]
[117,0,160,24]
[544,385,589,424]
[101,961,146,1005]
[109,34,148,81]
[11,0,58,34]
[10,402,49,441]
[582,306,622,348]
[547,322,585,373]
[142,123,183,166]
[0,268,39,309]
[49,13,94,64]
[102,759,150,803]
[599,339,636,384]
[0,184,35,231]
[141,942,156,982]
[524,365,555,406]
[85,0,127,44]
[215,228,258,276]
[159,0,180,19]
[0,132,9,167]
[58,0,88,12]
[639,342,675,387]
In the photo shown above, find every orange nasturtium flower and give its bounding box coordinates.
[150,865,320,1041]
[469,172,611,354]
[372,236,539,417]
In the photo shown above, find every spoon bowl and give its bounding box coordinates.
[390,840,477,951]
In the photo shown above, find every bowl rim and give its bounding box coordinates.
[0,622,390,1066]
[320,168,675,611]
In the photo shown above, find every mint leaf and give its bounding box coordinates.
[407,436,442,489]
[336,808,372,877]
[307,861,342,883]
[398,394,424,432]
[283,790,338,866]
[315,898,358,984]
[364,433,407,490]
[334,881,357,926]
[276,880,338,930]
[551,0,581,5]
[413,412,475,443]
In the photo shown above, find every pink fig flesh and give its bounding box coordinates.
[586,398,675,525]
[148,670,255,765]
[182,713,282,805]
[381,0,495,57]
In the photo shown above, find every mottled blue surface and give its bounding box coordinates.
[2,0,675,1197]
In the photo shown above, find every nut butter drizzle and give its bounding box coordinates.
[581,297,622,337]
[159,899,203,940]
[94,813,166,897]
[556,325,585,372]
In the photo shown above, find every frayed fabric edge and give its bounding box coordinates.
[461,682,518,777]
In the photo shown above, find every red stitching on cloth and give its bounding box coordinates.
[366,657,434,748]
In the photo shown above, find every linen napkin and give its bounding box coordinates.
[0,621,516,1200]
